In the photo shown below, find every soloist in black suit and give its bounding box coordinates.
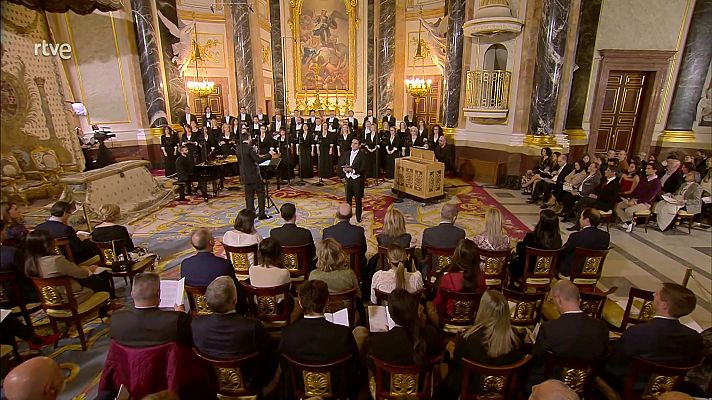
[237,141,272,218]
[110,307,192,348]
[269,223,316,270]
[339,149,367,221]
[558,226,610,276]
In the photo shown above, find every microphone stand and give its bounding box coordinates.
[314,132,324,187]
[291,132,306,186]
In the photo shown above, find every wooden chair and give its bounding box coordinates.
[436,288,484,334]
[605,287,655,333]
[370,355,442,399]
[185,284,211,316]
[569,248,609,289]
[192,348,262,398]
[544,350,609,399]
[282,353,352,399]
[521,247,560,293]
[632,210,652,233]
[281,244,311,281]
[674,210,695,234]
[598,209,613,232]
[240,281,291,330]
[0,271,42,328]
[325,288,357,327]
[579,290,608,319]
[377,245,417,272]
[222,243,258,280]
[341,245,363,279]
[30,276,110,350]
[422,245,456,287]
[374,288,425,306]
[623,357,702,400]
[55,237,100,267]
[92,240,156,287]
[503,289,545,337]
[460,354,533,399]
[478,248,510,290]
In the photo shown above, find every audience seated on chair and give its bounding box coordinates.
[529,154,573,206]
[269,203,316,270]
[529,379,580,400]
[660,158,684,195]
[0,221,37,303]
[322,203,367,261]
[656,171,703,231]
[110,272,192,347]
[602,282,702,390]
[191,276,277,385]
[35,201,99,264]
[440,290,525,398]
[180,228,235,287]
[24,229,115,303]
[567,166,620,227]
[90,203,135,252]
[370,243,424,304]
[619,161,641,200]
[421,204,465,274]
[3,356,65,400]
[559,208,610,276]
[510,209,562,282]
[0,314,60,352]
[365,207,412,293]
[559,162,601,221]
[1,202,28,244]
[221,209,262,267]
[309,238,361,298]
[474,207,512,253]
[249,237,291,289]
[615,163,661,233]
[527,280,608,389]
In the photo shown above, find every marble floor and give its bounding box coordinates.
[483,185,712,330]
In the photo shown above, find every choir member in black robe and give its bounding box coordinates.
[403,110,417,128]
[384,126,401,179]
[316,123,334,179]
[218,124,236,156]
[289,110,301,135]
[336,124,354,161]
[160,126,179,176]
[430,124,444,149]
[326,110,340,134]
[182,121,202,164]
[403,126,425,157]
[362,120,379,179]
[398,121,409,149]
[237,106,251,128]
[256,125,276,155]
[202,106,213,127]
[276,127,294,180]
[255,107,269,126]
[271,109,286,134]
[363,109,377,128]
[417,119,429,145]
[297,125,314,179]
[434,135,457,175]
[250,116,262,142]
[345,110,359,134]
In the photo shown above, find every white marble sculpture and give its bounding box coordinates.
[419,15,448,74]
[157,11,195,77]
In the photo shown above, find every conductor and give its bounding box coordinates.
[340,137,367,222]
[237,132,274,219]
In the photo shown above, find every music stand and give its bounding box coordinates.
[259,158,281,214]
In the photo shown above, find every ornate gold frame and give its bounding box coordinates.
[289,0,358,98]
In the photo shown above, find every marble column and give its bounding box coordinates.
[130,0,168,128]
[441,0,466,129]
[664,0,712,132]
[564,0,602,137]
[528,0,573,137]
[155,0,187,124]
[367,0,375,112]
[269,0,285,113]
[230,2,256,113]
[377,0,395,117]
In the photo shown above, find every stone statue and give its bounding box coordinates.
[699,86,711,125]
[157,11,195,77]
[419,15,447,74]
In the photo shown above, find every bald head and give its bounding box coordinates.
[658,392,694,400]
[551,280,581,313]
[336,203,353,221]
[191,228,214,251]
[529,379,579,400]
[441,204,458,222]
[4,357,64,400]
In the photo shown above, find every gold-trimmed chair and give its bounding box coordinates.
[604,287,655,334]
[569,248,609,289]
[596,357,703,400]
[459,354,533,399]
[0,271,42,329]
[544,350,610,399]
[377,245,417,272]
[92,240,156,287]
[240,281,291,330]
[674,210,695,234]
[436,288,484,334]
[30,275,110,350]
[478,248,510,290]
[325,288,358,328]
[281,244,311,282]
[222,243,259,281]
[422,245,456,288]
[192,348,262,399]
[370,355,442,399]
[282,353,352,399]
[374,288,425,306]
[1,153,53,205]
[54,237,100,268]
[341,245,363,280]
[632,210,652,233]
[503,289,545,338]
[185,284,212,316]
[521,247,560,293]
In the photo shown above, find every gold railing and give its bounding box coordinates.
[464,70,512,111]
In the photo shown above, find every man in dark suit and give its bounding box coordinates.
[35,201,99,264]
[270,203,316,270]
[181,229,236,287]
[420,204,465,275]
[191,277,277,386]
[381,108,396,128]
[271,109,285,134]
[238,132,273,219]
[528,280,609,388]
[560,163,602,219]
[255,107,269,127]
[110,272,192,347]
[363,109,376,128]
[279,280,366,397]
[433,135,457,175]
[180,105,196,128]
[175,145,207,201]
[326,109,340,135]
[568,167,620,230]
[339,137,367,222]
[660,159,684,194]
[345,110,359,134]
[222,112,234,127]
[529,154,573,204]
[603,283,702,391]
[237,106,251,129]
[559,208,610,276]
[323,203,367,262]
[307,109,318,128]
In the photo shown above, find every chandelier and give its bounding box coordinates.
[404,18,432,98]
[186,28,214,98]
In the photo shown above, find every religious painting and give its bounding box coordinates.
[291,0,357,94]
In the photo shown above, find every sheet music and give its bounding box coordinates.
[368,305,396,333]
[159,278,185,308]
[92,267,110,275]
[324,308,349,327]
[115,384,129,400]
[1,309,11,323]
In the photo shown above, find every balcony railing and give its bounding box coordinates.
[463,70,512,119]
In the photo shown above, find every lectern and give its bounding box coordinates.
[393,148,444,201]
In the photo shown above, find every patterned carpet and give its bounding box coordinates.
[12,176,529,400]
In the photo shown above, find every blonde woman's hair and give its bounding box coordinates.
[99,203,121,222]
[484,207,507,249]
[381,208,406,238]
[463,290,520,358]
[316,238,347,272]
[387,243,408,291]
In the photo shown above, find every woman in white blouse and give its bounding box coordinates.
[370,243,424,304]
[248,237,290,289]
[222,209,262,267]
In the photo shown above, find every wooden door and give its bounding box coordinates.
[190,84,224,125]
[412,75,441,125]
[595,72,646,154]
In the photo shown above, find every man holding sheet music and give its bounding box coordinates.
[339,137,367,223]
[110,273,192,347]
